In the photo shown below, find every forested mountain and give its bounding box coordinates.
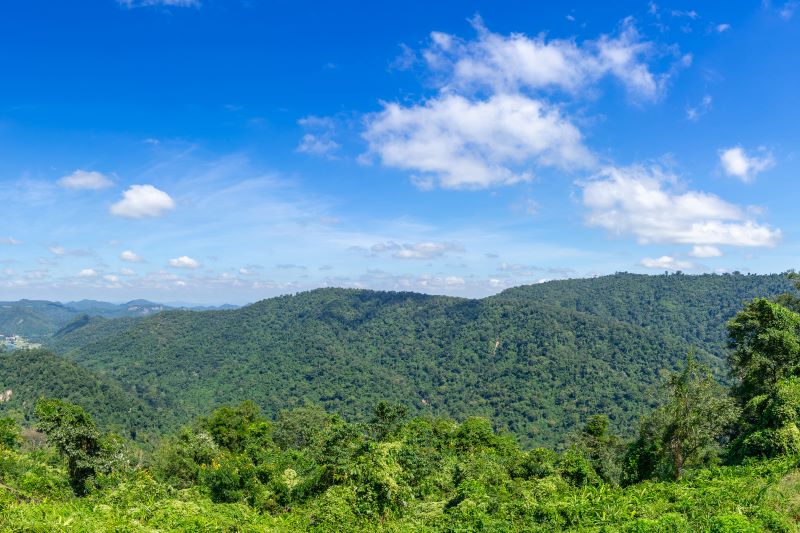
[497,272,795,354]
[43,272,797,448]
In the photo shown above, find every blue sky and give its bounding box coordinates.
[0,0,798,304]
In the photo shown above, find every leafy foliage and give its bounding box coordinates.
[624,356,738,482]
[34,399,119,495]
[0,399,797,531]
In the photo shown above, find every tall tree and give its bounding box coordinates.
[624,356,738,481]
[727,298,800,403]
[34,398,114,495]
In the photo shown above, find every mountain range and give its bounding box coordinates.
[0,272,795,448]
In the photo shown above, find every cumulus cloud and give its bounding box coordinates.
[718,146,774,183]
[640,255,695,270]
[0,237,22,245]
[120,268,137,276]
[120,250,143,262]
[49,246,66,256]
[362,16,685,190]
[716,23,732,33]
[110,184,175,218]
[77,268,98,278]
[103,274,120,282]
[579,165,781,247]
[169,256,200,269]
[57,170,113,190]
[364,93,592,189]
[369,241,464,259]
[423,16,679,101]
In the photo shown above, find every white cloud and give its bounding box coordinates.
[78,268,98,278]
[120,268,137,276]
[422,16,680,102]
[640,255,695,270]
[110,184,175,218]
[57,170,113,190]
[716,23,731,33]
[49,245,66,256]
[103,274,120,282]
[689,245,723,258]
[718,146,774,183]
[364,93,592,189]
[0,237,22,245]
[120,250,143,262]
[169,256,200,269]
[580,165,781,247]
[362,17,685,190]
[369,241,464,259]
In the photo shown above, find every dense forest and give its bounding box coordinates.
[2,273,800,530]
[16,272,793,449]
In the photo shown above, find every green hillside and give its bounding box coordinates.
[45,273,797,448]
[497,272,796,353]
[0,349,162,440]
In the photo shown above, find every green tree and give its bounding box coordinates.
[727,298,800,403]
[774,271,800,313]
[34,398,115,495]
[728,376,800,460]
[151,427,220,488]
[0,417,20,449]
[573,414,625,485]
[199,400,263,452]
[369,401,408,441]
[624,356,738,481]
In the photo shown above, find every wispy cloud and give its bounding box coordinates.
[117,0,200,8]
[58,170,113,190]
[686,95,712,121]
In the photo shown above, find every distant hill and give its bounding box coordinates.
[45,272,798,448]
[0,299,239,339]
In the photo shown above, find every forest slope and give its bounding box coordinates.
[46,272,799,448]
